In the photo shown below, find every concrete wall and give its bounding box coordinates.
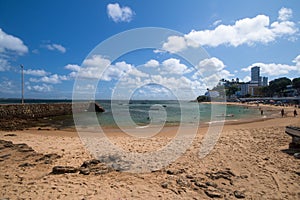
[0,102,104,119]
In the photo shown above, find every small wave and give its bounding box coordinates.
[136,125,150,129]
[206,119,238,124]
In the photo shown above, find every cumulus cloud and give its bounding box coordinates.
[67,54,148,81]
[162,36,187,53]
[0,58,11,71]
[293,54,300,68]
[76,84,95,91]
[68,55,233,99]
[64,64,81,72]
[162,7,298,53]
[278,7,292,21]
[0,28,28,55]
[161,58,190,75]
[24,69,49,76]
[241,54,300,76]
[212,20,222,27]
[193,57,233,80]
[107,3,134,23]
[242,76,251,83]
[102,61,134,81]
[144,59,159,68]
[45,43,66,53]
[29,74,68,84]
[0,79,16,94]
[192,57,233,89]
[27,83,53,92]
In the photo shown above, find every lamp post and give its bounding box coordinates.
[21,64,24,104]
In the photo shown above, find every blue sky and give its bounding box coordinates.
[0,0,300,100]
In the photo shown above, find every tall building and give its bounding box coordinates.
[251,66,260,84]
[262,77,268,86]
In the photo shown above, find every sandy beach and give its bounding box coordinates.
[1,104,300,199]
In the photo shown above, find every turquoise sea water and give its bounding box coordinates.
[0,99,263,128]
[74,100,261,128]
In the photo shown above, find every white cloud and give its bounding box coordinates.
[102,61,133,81]
[242,76,251,83]
[0,58,11,71]
[192,57,233,89]
[293,55,300,68]
[162,7,298,53]
[83,55,111,68]
[29,74,67,84]
[0,79,15,94]
[241,54,300,76]
[45,43,66,53]
[196,57,226,74]
[161,58,189,75]
[192,57,233,79]
[107,3,134,23]
[24,69,49,76]
[162,36,187,53]
[27,83,53,92]
[64,64,81,72]
[144,59,159,68]
[76,84,95,91]
[73,55,110,79]
[212,20,222,27]
[278,7,292,21]
[0,28,28,55]
[68,55,147,81]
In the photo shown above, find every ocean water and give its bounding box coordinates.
[0,99,261,128]
[73,100,261,128]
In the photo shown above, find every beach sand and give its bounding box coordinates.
[1,105,300,199]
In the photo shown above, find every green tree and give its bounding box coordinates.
[226,84,239,97]
[268,77,291,97]
[292,77,300,87]
[292,77,300,94]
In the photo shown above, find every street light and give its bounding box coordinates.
[21,64,24,104]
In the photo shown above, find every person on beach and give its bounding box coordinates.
[294,109,298,117]
[281,109,285,117]
[261,109,264,116]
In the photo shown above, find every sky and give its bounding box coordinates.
[0,0,300,100]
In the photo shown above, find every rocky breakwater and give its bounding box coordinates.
[0,102,104,130]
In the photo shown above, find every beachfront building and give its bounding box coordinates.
[251,66,260,84]
[262,77,268,87]
[239,66,268,97]
[284,85,298,97]
[250,66,268,86]
[218,66,269,97]
[240,82,261,96]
